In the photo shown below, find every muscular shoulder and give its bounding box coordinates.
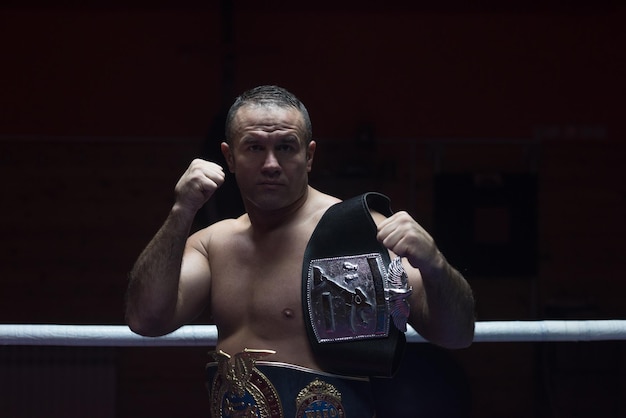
[305,188,341,217]
[186,216,249,254]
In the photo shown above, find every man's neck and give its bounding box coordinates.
[244,187,311,232]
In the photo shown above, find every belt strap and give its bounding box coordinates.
[302,192,406,378]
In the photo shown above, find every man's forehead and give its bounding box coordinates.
[234,104,305,130]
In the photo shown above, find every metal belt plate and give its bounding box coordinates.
[209,349,283,418]
[306,253,390,343]
[296,378,345,418]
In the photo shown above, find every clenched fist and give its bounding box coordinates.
[376,211,442,275]
[174,159,225,213]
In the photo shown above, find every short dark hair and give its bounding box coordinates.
[225,85,312,144]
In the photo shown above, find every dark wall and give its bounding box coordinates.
[2,3,624,139]
[1,3,625,418]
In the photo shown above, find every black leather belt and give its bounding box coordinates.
[302,192,406,378]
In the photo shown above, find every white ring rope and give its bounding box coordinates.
[1,321,625,347]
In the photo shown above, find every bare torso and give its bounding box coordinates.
[203,188,340,370]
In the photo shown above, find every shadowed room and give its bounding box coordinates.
[1,1,625,417]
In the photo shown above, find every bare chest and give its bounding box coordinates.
[208,227,311,335]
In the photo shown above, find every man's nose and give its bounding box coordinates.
[261,150,281,172]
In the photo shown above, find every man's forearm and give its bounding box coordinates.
[418,257,475,348]
[125,205,196,336]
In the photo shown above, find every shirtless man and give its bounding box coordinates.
[125,85,475,417]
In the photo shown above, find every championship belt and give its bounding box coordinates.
[302,192,411,378]
[206,352,376,417]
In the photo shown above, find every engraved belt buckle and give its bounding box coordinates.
[296,378,345,418]
[306,254,412,343]
[209,349,283,418]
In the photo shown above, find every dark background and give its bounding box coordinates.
[1,1,625,417]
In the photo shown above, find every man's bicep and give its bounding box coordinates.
[176,240,212,325]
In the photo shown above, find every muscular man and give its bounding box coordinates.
[125,85,475,417]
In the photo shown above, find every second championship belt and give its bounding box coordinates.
[302,192,411,378]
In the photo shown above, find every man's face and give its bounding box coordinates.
[221,104,315,212]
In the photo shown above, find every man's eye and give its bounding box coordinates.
[277,144,295,152]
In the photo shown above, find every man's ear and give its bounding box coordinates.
[306,140,316,172]
[221,142,235,173]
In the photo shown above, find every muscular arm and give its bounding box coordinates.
[404,251,475,348]
[125,159,224,336]
[376,211,475,348]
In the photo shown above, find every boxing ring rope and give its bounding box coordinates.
[1,320,626,347]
